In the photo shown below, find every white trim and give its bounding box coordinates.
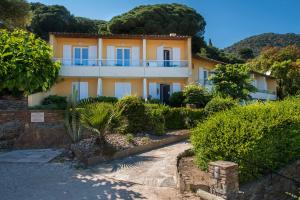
[98,38,102,66]
[143,78,147,100]
[143,39,147,66]
[97,78,102,96]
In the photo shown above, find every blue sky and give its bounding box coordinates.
[29,0,300,48]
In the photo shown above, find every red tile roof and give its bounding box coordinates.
[49,32,191,40]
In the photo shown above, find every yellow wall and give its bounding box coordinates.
[102,39,143,60]
[54,38,98,58]
[267,78,277,92]
[102,78,143,97]
[191,57,220,82]
[147,39,188,60]
[50,77,98,97]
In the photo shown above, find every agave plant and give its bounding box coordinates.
[65,91,82,142]
[79,102,123,143]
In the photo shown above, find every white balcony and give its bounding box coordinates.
[250,90,277,100]
[55,58,189,78]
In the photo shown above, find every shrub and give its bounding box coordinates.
[42,95,67,109]
[125,133,134,143]
[183,84,211,108]
[169,91,185,107]
[78,96,118,106]
[185,108,206,128]
[115,96,146,134]
[204,96,238,116]
[191,99,300,183]
[147,98,161,104]
[146,106,165,135]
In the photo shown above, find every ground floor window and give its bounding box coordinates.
[72,82,89,100]
[115,82,131,99]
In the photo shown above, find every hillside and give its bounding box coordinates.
[224,33,300,57]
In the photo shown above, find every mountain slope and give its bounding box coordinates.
[224,33,300,57]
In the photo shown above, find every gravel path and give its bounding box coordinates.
[0,141,191,200]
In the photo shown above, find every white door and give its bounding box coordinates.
[149,82,159,99]
[107,45,115,66]
[131,46,140,66]
[63,45,71,65]
[172,83,181,93]
[115,82,131,99]
[88,45,97,66]
[79,82,88,100]
[156,46,163,67]
[172,47,180,66]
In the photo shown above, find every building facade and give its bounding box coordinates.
[28,33,277,106]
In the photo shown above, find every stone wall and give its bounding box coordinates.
[241,160,300,200]
[0,109,71,149]
[0,97,27,110]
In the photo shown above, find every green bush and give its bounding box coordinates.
[183,84,211,108]
[78,96,118,105]
[115,96,146,134]
[42,95,67,109]
[146,98,161,104]
[204,96,238,116]
[169,91,185,107]
[146,107,165,135]
[191,99,300,183]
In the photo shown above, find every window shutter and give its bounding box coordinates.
[198,67,205,85]
[172,83,181,93]
[131,46,140,66]
[88,45,97,66]
[79,82,89,100]
[149,82,159,99]
[156,46,163,67]
[172,47,180,66]
[106,46,115,66]
[63,45,71,66]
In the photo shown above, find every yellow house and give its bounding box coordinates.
[28,33,277,106]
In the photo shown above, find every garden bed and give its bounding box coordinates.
[72,129,189,165]
[176,149,211,198]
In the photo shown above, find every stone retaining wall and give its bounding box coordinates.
[0,97,27,110]
[241,160,300,200]
[0,110,71,149]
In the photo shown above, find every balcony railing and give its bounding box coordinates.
[53,58,188,67]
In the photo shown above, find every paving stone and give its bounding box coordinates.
[0,149,62,163]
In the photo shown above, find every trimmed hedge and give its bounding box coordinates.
[204,96,238,116]
[191,98,300,183]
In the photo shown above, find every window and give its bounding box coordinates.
[116,48,130,66]
[115,82,131,99]
[73,47,88,65]
[72,82,89,100]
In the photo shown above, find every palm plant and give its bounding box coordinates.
[65,91,82,142]
[79,102,123,144]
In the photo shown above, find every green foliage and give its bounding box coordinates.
[169,91,185,107]
[125,133,134,143]
[0,29,60,96]
[225,33,300,58]
[238,48,254,60]
[211,64,256,100]
[191,99,300,183]
[204,96,238,116]
[42,95,67,110]
[29,3,108,39]
[80,102,121,140]
[146,98,161,104]
[65,94,82,142]
[146,107,165,135]
[248,45,300,98]
[183,84,211,108]
[115,96,146,134]
[109,3,205,36]
[0,0,31,29]
[78,96,118,106]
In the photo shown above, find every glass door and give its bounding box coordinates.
[116,48,130,66]
[74,47,88,65]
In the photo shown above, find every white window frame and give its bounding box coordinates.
[116,47,131,66]
[73,47,89,65]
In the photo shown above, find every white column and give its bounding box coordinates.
[143,39,147,66]
[97,78,103,96]
[98,38,102,66]
[143,78,147,100]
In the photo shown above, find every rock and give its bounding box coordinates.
[14,123,72,149]
[0,121,23,140]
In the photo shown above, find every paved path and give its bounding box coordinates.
[0,141,191,200]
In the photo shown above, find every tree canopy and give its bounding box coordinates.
[211,64,256,100]
[0,0,31,29]
[248,45,300,98]
[0,29,61,96]
[225,33,300,58]
[108,3,206,36]
[29,3,107,39]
